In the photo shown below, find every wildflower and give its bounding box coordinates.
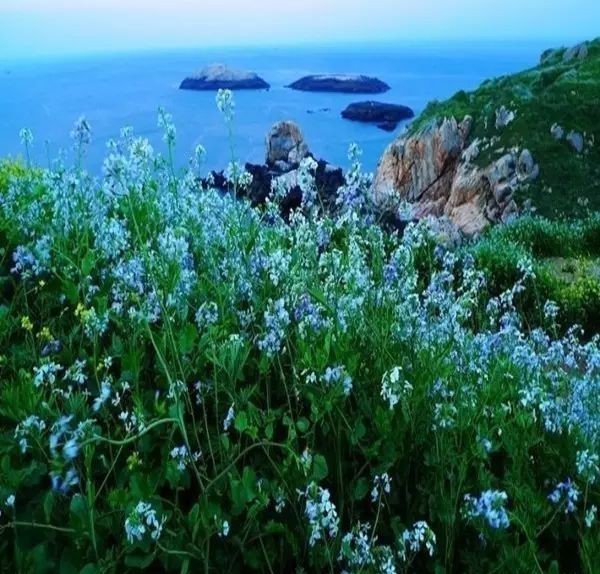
[381,367,412,410]
[21,316,33,332]
[125,501,166,544]
[33,361,63,387]
[300,448,313,474]
[19,128,33,146]
[585,505,597,528]
[339,523,374,568]
[300,483,340,547]
[195,301,219,330]
[216,89,235,122]
[70,116,92,147]
[223,404,235,432]
[5,495,15,508]
[576,450,600,484]
[398,521,436,562]
[218,519,230,538]
[274,488,286,513]
[548,479,580,514]
[257,298,290,358]
[51,468,79,495]
[157,108,176,145]
[92,378,113,412]
[14,415,46,453]
[371,473,392,502]
[463,490,510,530]
[321,365,353,397]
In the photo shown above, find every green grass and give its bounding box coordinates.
[412,38,600,219]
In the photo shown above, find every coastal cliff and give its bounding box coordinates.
[372,38,600,234]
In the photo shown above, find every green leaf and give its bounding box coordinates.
[62,279,79,305]
[234,411,248,433]
[353,477,369,501]
[178,323,198,355]
[81,250,96,277]
[43,491,55,523]
[124,552,156,569]
[296,417,310,434]
[312,454,328,481]
[69,494,89,537]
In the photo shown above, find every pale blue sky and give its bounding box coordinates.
[1,0,598,58]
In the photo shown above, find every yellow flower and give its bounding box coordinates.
[127,452,142,470]
[37,327,52,341]
[21,316,33,332]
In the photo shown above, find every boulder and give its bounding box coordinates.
[563,42,589,62]
[180,64,269,91]
[287,74,390,94]
[551,123,565,140]
[495,106,516,129]
[566,131,584,153]
[266,121,309,167]
[341,101,415,131]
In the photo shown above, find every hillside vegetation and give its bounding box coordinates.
[413,39,600,218]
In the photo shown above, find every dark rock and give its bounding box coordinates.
[288,74,390,94]
[180,64,269,91]
[377,121,399,132]
[341,101,414,130]
[204,157,345,214]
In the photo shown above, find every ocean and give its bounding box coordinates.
[0,42,547,174]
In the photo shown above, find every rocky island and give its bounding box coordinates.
[341,101,415,131]
[180,64,270,91]
[287,74,390,94]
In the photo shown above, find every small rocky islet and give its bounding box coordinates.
[179,64,270,91]
[287,74,390,94]
[341,101,415,131]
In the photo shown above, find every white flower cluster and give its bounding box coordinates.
[380,367,412,410]
[124,501,166,544]
[300,483,340,547]
[398,521,436,562]
[371,473,392,502]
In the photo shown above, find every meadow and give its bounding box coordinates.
[0,91,599,573]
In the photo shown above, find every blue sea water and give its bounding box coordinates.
[0,42,547,173]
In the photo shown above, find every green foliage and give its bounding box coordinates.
[1,107,599,574]
[469,214,600,333]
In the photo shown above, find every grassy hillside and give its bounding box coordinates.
[412,39,600,218]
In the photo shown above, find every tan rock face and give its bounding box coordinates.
[371,116,537,236]
[266,121,309,166]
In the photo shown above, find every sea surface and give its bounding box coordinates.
[0,42,548,174]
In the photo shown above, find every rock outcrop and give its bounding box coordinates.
[563,42,589,62]
[341,101,415,131]
[371,116,539,236]
[287,74,390,94]
[265,121,310,168]
[180,64,269,91]
[566,131,584,153]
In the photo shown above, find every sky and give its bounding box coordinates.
[0,0,598,58]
